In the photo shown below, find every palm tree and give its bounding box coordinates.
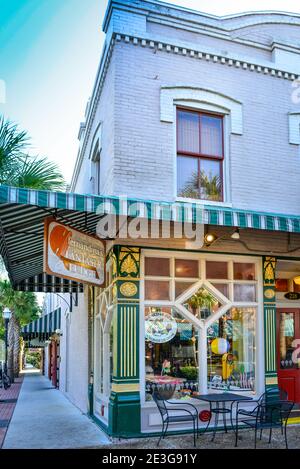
[0,116,65,377]
[0,116,65,189]
[179,170,222,201]
[0,280,40,379]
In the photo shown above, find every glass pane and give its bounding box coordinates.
[145,257,170,277]
[276,279,289,292]
[145,281,170,300]
[206,261,228,279]
[175,281,195,299]
[184,287,221,320]
[234,284,256,302]
[234,263,255,280]
[145,307,199,401]
[177,110,200,153]
[177,156,199,199]
[175,259,198,278]
[211,283,229,299]
[279,313,298,369]
[199,159,222,201]
[207,307,256,391]
[200,115,223,156]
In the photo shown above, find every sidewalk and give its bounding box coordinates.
[2,370,111,449]
[0,375,23,448]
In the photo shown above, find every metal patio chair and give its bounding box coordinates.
[152,390,199,447]
[235,387,288,428]
[235,399,294,448]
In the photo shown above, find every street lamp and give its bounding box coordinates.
[2,307,12,373]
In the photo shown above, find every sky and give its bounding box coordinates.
[1,0,300,184]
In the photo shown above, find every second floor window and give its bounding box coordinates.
[177,109,224,202]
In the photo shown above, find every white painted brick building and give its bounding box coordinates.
[72,0,300,217]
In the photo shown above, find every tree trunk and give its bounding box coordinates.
[7,317,14,382]
[11,314,21,378]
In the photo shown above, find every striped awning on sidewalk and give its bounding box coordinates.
[1,184,300,233]
[1,184,300,291]
[22,308,61,340]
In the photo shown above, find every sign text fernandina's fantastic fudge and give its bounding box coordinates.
[44,218,105,286]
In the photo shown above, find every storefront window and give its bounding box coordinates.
[145,307,199,400]
[233,262,255,280]
[211,283,229,298]
[145,257,170,276]
[207,308,256,390]
[175,259,199,278]
[142,252,260,401]
[145,280,170,300]
[279,312,298,369]
[234,284,256,302]
[184,287,222,320]
[206,261,228,279]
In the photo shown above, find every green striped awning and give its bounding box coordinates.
[0,184,300,232]
[22,307,61,341]
[1,184,300,290]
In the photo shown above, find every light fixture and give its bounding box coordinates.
[231,228,240,240]
[2,307,12,320]
[294,276,300,286]
[55,328,62,336]
[204,232,218,245]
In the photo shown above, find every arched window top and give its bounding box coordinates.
[160,85,243,135]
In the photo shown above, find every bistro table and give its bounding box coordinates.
[194,392,253,441]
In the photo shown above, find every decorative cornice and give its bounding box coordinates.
[115,33,299,81]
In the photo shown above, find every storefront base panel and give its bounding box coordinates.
[109,392,141,437]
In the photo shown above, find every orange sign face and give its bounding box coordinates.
[44,218,105,286]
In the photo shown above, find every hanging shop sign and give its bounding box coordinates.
[284,292,300,300]
[145,311,177,344]
[44,218,105,286]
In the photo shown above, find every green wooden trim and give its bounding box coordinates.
[263,257,278,386]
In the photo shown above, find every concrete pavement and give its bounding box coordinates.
[3,370,111,449]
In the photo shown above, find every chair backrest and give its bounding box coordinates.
[259,387,288,406]
[152,391,168,419]
[258,400,294,425]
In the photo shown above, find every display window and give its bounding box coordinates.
[142,252,260,403]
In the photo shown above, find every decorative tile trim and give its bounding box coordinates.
[160,85,243,135]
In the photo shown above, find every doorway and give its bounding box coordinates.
[276,309,300,402]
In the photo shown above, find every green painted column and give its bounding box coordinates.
[263,256,278,388]
[108,246,141,437]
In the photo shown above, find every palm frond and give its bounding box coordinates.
[0,116,29,182]
[11,155,65,191]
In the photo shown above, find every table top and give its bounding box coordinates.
[194,392,253,403]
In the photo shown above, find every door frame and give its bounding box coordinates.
[276,307,300,402]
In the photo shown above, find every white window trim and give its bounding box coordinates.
[288,113,300,145]
[160,86,243,135]
[140,250,264,407]
[93,289,114,409]
[172,100,232,205]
